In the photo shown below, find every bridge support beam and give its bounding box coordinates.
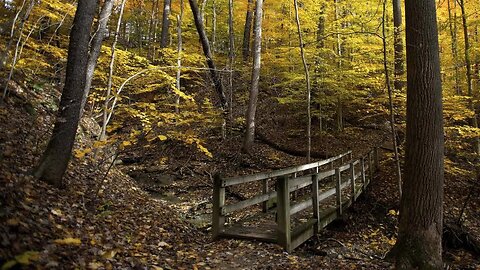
[311,174,320,234]
[277,176,291,252]
[212,174,225,239]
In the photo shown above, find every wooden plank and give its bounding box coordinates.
[350,161,355,203]
[335,168,342,216]
[277,176,291,251]
[212,175,226,239]
[291,219,317,250]
[290,198,313,215]
[223,151,352,187]
[312,174,320,234]
[361,157,366,192]
[220,227,277,243]
[262,178,269,213]
[222,190,276,214]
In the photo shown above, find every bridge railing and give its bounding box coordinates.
[212,147,379,251]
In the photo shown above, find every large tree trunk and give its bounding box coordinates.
[81,0,114,114]
[188,0,227,109]
[293,0,311,162]
[160,0,171,48]
[392,0,444,268]
[242,0,254,61]
[33,0,98,187]
[392,0,404,92]
[242,0,263,152]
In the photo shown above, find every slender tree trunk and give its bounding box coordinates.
[383,0,402,198]
[459,0,480,154]
[242,0,254,61]
[393,0,404,92]
[1,0,35,101]
[334,0,343,132]
[211,0,216,53]
[81,0,114,114]
[314,3,326,132]
[242,0,263,152]
[33,0,98,186]
[447,0,461,95]
[160,0,171,48]
[188,0,227,109]
[175,0,184,114]
[201,0,208,24]
[293,0,311,162]
[391,0,444,267]
[101,0,127,139]
[148,0,160,59]
[228,0,235,125]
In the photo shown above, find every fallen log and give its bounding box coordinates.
[255,131,328,159]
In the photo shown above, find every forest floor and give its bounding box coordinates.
[1,81,480,269]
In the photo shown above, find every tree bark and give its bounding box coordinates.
[228,0,235,123]
[160,0,171,48]
[293,0,311,162]
[175,0,184,114]
[242,0,254,61]
[188,0,227,109]
[392,0,404,92]
[383,0,402,198]
[33,0,98,186]
[242,0,263,152]
[447,0,461,95]
[101,0,127,139]
[459,0,480,154]
[211,0,216,53]
[81,0,114,114]
[392,0,444,268]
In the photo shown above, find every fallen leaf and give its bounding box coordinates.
[54,238,82,245]
[14,251,39,265]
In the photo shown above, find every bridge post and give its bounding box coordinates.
[350,161,355,203]
[335,168,342,216]
[368,151,373,185]
[262,178,269,212]
[360,157,366,192]
[311,174,320,234]
[212,174,225,239]
[276,176,291,252]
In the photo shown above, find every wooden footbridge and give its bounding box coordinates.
[212,148,379,252]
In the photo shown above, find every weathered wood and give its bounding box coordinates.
[291,219,317,250]
[335,168,342,216]
[361,157,366,192]
[212,174,225,239]
[350,161,355,203]
[312,174,320,234]
[277,176,291,251]
[223,151,351,187]
[220,226,276,243]
[222,190,276,214]
[262,178,269,212]
[290,197,312,215]
[374,147,379,170]
[368,151,373,184]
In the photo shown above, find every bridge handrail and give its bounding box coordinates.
[221,151,352,187]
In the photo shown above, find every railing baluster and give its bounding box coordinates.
[212,174,226,239]
[374,147,379,171]
[350,161,355,203]
[262,178,269,212]
[277,176,291,251]
[361,157,366,192]
[312,174,320,234]
[335,168,342,216]
[368,151,373,185]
